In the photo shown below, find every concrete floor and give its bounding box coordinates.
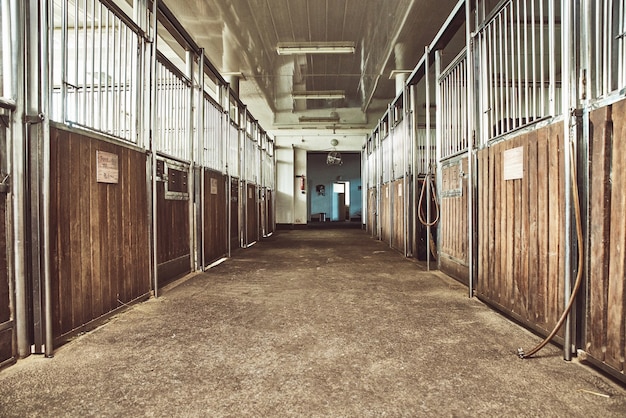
[0,229,624,417]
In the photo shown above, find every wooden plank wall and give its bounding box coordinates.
[0,193,12,365]
[230,179,240,248]
[50,127,150,339]
[380,183,391,244]
[203,169,227,264]
[266,190,274,235]
[439,158,469,284]
[367,188,376,236]
[587,98,626,376]
[156,166,190,287]
[246,184,258,244]
[391,179,405,253]
[477,122,565,337]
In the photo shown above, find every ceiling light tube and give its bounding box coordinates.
[298,115,341,123]
[277,41,356,55]
[292,90,346,100]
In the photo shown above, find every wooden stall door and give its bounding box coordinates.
[203,170,227,265]
[476,122,565,339]
[156,159,191,287]
[0,165,13,367]
[391,179,405,253]
[439,158,469,284]
[586,98,626,381]
[367,188,376,237]
[246,184,258,245]
[50,127,151,340]
[230,178,240,249]
[380,184,391,244]
[266,190,274,235]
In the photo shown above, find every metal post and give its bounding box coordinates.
[149,0,158,297]
[410,83,418,259]
[561,0,573,361]
[466,0,475,298]
[11,0,29,358]
[198,50,205,270]
[425,47,432,271]
[434,49,443,272]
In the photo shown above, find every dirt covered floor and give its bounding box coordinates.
[0,229,624,417]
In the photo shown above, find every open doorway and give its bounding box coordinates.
[333,181,350,221]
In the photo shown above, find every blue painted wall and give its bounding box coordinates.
[307,152,362,221]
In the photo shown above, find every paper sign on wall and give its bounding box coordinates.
[210,178,218,195]
[503,146,524,180]
[96,151,119,184]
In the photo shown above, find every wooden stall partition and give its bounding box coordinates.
[476,122,565,338]
[0,191,13,367]
[156,159,191,287]
[265,189,275,235]
[586,98,626,380]
[367,188,376,237]
[439,158,469,284]
[230,178,240,249]
[246,183,258,245]
[203,169,227,265]
[49,126,151,340]
[391,179,405,253]
[380,183,391,244]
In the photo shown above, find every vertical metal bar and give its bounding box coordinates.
[561,0,573,361]
[40,0,53,358]
[503,6,511,132]
[523,0,529,122]
[104,8,110,133]
[531,0,537,119]
[466,0,474,298]
[540,0,546,115]
[603,0,610,95]
[548,0,556,115]
[516,0,522,127]
[73,0,79,122]
[426,47,432,271]
[497,12,504,136]
[60,0,68,123]
[198,50,205,270]
[149,0,158,297]
[488,24,495,140]
[97,1,103,131]
[89,0,95,128]
[82,0,87,125]
[11,0,30,358]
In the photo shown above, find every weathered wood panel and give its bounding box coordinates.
[265,189,275,234]
[391,179,405,253]
[156,161,190,286]
[203,170,227,265]
[0,192,13,366]
[246,184,258,244]
[476,122,565,337]
[380,183,391,244]
[367,188,376,237]
[439,158,469,284]
[230,178,240,248]
[587,98,626,377]
[50,127,150,339]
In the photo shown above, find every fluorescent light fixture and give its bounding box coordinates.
[277,41,356,55]
[298,115,341,123]
[292,90,346,100]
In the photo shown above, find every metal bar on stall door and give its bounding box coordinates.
[561,0,573,362]
[12,0,30,358]
[497,13,504,136]
[41,0,53,357]
[603,0,610,95]
[104,9,110,134]
[466,0,474,298]
[523,0,529,123]
[548,0,556,116]
[186,50,195,270]
[410,83,418,258]
[435,50,443,272]
[149,0,158,297]
[198,50,206,270]
[503,8,510,132]
[97,1,103,132]
[426,46,432,271]
[60,0,68,123]
[89,0,95,129]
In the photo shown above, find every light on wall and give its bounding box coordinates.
[292,90,346,100]
[277,41,356,55]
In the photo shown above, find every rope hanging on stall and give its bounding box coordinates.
[417,171,440,227]
[517,141,584,359]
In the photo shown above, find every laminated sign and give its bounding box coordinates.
[96,151,119,184]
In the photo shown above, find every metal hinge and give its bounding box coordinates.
[0,174,10,194]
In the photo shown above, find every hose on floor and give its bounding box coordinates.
[517,141,583,359]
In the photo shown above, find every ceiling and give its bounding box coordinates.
[163,0,460,149]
